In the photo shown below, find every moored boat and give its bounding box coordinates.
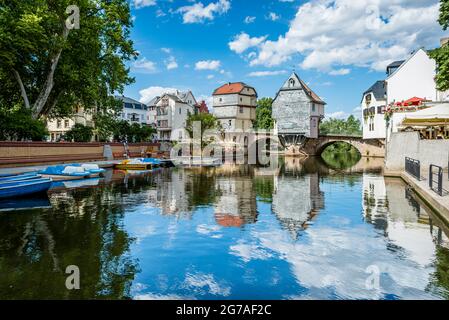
[114,159,155,170]
[0,178,53,199]
[0,172,41,182]
[68,163,106,177]
[38,165,91,181]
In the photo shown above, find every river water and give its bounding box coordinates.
[0,157,448,300]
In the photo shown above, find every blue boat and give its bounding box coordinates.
[38,165,91,181]
[0,172,40,182]
[68,163,106,177]
[0,178,52,199]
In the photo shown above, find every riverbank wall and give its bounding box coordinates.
[0,141,160,167]
[385,131,449,171]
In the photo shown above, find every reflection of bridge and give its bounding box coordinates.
[282,134,385,157]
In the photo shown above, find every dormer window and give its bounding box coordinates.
[365,93,372,106]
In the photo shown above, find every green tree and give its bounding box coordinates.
[185,113,222,149]
[429,0,449,91]
[65,123,93,142]
[320,115,362,136]
[254,98,274,130]
[0,106,48,141]
[112,120,155,143]
[0,0,136,119]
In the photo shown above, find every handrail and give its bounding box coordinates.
[429,164,444,196]
[405,157,420,180]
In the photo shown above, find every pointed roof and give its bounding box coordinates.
[276,72,326,105]
[362,80,386,101]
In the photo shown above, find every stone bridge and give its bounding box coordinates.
[284,134,385,157]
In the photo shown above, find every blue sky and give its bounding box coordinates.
[125,0,445,119]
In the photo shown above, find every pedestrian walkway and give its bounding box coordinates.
[385,169,449,226]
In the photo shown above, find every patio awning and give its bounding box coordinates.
[402,103,449,126]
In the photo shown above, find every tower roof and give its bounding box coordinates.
[276,72,326,105]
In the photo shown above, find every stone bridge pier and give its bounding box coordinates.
[284,135,385,158]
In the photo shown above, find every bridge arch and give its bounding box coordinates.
[315,139,363,157]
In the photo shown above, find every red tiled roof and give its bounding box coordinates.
[213,82,251,95]
[197,100,209,113]
[215,214,244,227]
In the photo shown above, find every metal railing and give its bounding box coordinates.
[405,157,421,180]
[429,164,444,196]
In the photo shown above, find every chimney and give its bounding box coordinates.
[441,37,449,47]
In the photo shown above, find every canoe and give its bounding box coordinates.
[0,172,40,182]
[0,178,52,199]
[38,165,91,181]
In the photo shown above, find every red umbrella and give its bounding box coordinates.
[403,97,424,106]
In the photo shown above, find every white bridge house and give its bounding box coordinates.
[272,72,326,147]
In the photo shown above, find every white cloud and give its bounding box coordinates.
[247,70,288,77]
[132,58,157,74]
[326,111,347,119]
[178,0,231,24]
[329,68,351,76]
[138,86,178,104]
[244,16,256,24]
[161,48,171,54]
[247,0,443,72]
[165,56,178,70]
[184,273,231,297]
[267,12,280,21]
[229,32,267,54]
[207,74,215,79]
[156,9,166,18]
[195,59,221,70]
[133,0,156,9]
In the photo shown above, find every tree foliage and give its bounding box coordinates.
[0,106,48,141]
[112,120,156,143]
[65,123,93,142]
[185,112,222,148]
[0,0,136,119]
[254,98,274,130]
[429,0,449,91]
[319,115,362,136]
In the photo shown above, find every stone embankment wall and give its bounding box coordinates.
[0,142,160,167]
[385,132,449,171]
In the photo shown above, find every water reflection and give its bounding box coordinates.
[0,157,448,299]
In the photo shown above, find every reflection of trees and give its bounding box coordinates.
[320,143,361,170]
[0,175,149,299]
[428,246,449,299]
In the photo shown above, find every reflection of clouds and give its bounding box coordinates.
[237,225,437,299]
[196,224,222,239]
[229,240,273,263]
[183,273,231,297]
[133,224,156,242]
[134,293,195,300]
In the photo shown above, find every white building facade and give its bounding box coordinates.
[46,106,94,142]
[115,96,151,125]
[212,82,257,132]
[361,81,387,140]
[361,48,447,140]
[155,91,197,141]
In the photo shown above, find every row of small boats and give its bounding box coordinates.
[0,163,106,199]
